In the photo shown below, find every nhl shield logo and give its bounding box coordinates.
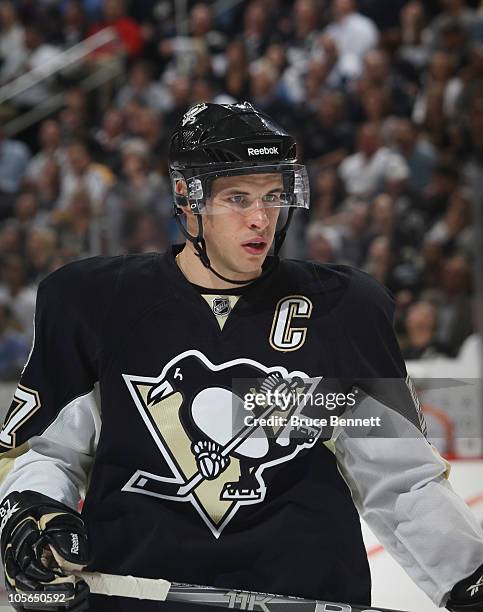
[212,297,231,316]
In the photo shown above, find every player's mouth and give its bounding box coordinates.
[241,239,268,255]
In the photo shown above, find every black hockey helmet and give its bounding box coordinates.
[168,102,310,284]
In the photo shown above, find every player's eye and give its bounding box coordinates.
[226,195,251,208]
[262,193,281,204]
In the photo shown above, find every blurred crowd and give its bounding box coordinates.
[0,0,481,379]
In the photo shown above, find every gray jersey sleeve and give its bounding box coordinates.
[333,390,483,607]
[0,388,100,510]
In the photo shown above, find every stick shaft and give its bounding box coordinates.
[78,572,409,612]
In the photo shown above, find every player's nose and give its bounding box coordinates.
[246,201,270,230]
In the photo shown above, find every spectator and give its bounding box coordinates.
[243,0,271,61]
[25,120,66,185]
[309,167,345,220]
[338,122,409,198]
[24,226,56,284]
[0,127,31,219]
[391,118,437,196]
[0,222,22,257]
[431,254,474,355]
[189,3,227,56]
[292,0,322,44]
[218,40,250,100]
[159,3,226,78]
[0,303,30,381]
[412,50,463,122]
[61,0,88,47]
[425,188,473,255]
[284,0,324,95]
[359,85,391,125]
[127,106,166,163]
[124,210,167,254]
[105,138,170,253]
[420,239,444,290]
[455,43,483,116]
[92,107,126,170]
[13,192,39,231]
[310,33,340,88]
[52,188,103,257]
[437,20,470,69]
[352,49,413,119]
[302,90,354,164]
[59,140,113,213]
[36,159,61,212]
[323,0,379,81]
[463,92,483,185]
[401,301,443,359]
[419,161,460,221]
[249,59,298,133]
[0,1,25,84]
[306,221,341,262]
[301,57,334,111]
[333,197,371,266]
[0,255,36,341]
[426,0,475,52]
[88,0,143,59]
[116,60,169,112]
[368,193,394,238]
[398,1,430,71]
[9,24,62,109]
[190,77,235,105]
[58,87,90,141]
[164,75,191,128]
[363,235,394,285]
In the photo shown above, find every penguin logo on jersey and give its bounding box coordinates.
[122,350,322,538]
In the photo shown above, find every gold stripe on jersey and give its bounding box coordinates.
[0,442,29,485]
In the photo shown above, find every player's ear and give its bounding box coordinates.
[174,178,198,235]
[174,178,194,218]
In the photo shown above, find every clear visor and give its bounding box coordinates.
[175,164,310,216]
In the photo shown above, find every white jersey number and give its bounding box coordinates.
[0,385,40,448]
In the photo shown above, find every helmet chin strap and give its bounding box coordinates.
[174,207,294,286]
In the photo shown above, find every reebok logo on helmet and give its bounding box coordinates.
[247,146,279,156]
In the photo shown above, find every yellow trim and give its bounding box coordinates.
[0,442,29,485]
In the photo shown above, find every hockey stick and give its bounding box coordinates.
[77,571,410,612]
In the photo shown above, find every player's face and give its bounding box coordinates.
[203,173,282,278]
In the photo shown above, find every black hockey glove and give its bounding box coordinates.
[446,563,483,611]
[0,490,90,611]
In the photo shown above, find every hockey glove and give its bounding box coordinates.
[0,490,90,611]
[446,563,483,611]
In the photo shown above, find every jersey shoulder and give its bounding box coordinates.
[40,253,161,299]
[278,258,394,316]
[40,254,124,295]
[38,253,164,328]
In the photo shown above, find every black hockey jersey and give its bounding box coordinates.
[2,246,478,612]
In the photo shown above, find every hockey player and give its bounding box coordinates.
[0,102,482,612]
